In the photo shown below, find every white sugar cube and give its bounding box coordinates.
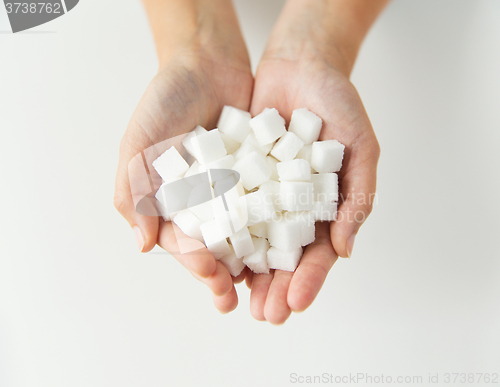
[248,222,268,239]
[239,190,276,226]
[152,146,189,182]
[172,209,204,242]
[188,200,214,222]
[267,214,303,251]
[259,180,282,211]
[270,132,304,161]
[232,141,260,161]
[295,144,313,166]
[200,220,231,259]
[241,132,274,156]
[266,156,279,181]
[267,246,303,272]
[311,173,339,202]
[232,151,271,190]
[218,106,251,143]
[212,194,245,238]
[279,182,314,211]
[219,245,246,277]
[155,200,175,222]
[287,211,315,246]
[311,140,345,173]
[181,126,207,159]
[311,201,338,221]
[277,159,311,182]
[186,178,213,207]
[288,108,323,144]
[220,131,240,154]
[156,179,192,213]
[250,108,286,145]
[199,154,235,172]
[229,226,255,258]
[192,129,227,164]
[184,161,201,179]
[243,237,270,274]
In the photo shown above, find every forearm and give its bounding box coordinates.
[263,0,391,77]
[142,0,249,69]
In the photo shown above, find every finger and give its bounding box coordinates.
[232,267,247,284]
[114,141,160,253]
[330,134,380,258]
[157,221,217,279]
[263,270,293,325]
[249,273,274,321]
[212,285,238,314]
[245,269,254,289]
[287,222,338,312]
[192,261,233,297]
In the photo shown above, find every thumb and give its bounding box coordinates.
[114,133,161,253]
[330,135,380,258]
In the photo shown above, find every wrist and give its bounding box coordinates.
[142,0,250,72]
[262,0,390,77]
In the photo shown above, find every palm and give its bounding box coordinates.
[247,58,380,323]
[115,56,254,313]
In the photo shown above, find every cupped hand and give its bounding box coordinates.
[113,52,253,313]
[247,52,380,324]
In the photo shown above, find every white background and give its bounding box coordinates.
[0,0,499,386]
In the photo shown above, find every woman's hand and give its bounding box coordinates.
[114,0,253,313]
[246,0,387,324]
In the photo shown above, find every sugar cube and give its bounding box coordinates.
[181,126,207,159]
[259,180,282,211]
[311,173,339,202]
[192,129,227,164]
[267,214,303,251]
[288,108,323,144]
[218,106,251,143]
[232,141,260,161]
[277,159,311,182]
[200,220,231,259]
[219,245,246,277]
[311,140,345,173]
[287,211,315,246]
[279,182,314,211]
[266,156,279,181]
[241,132,274,156]
[295,144,313,166]
[267,246,303,272]
[248,222,268,239]
[270,132,305,161]
[152,146,189,182]
[188,200,215,222]
[184,161,201,179]
[239,190,276,226]
[311,201,338,221]
[232,151,272,190]
[229,226,255,258]
[172,209,204,242]
[243,237,270,274]
[199,154,235,172]
[155,179,192,213]
[249,108,286,145]
[220,131,240,154]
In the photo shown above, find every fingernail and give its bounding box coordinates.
[346,233,356,258]
[133,226,144,252]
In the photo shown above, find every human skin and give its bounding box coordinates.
[113,0,390,321]
[247,0,390,324]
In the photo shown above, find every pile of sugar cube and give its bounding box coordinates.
[153,106,344,276]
